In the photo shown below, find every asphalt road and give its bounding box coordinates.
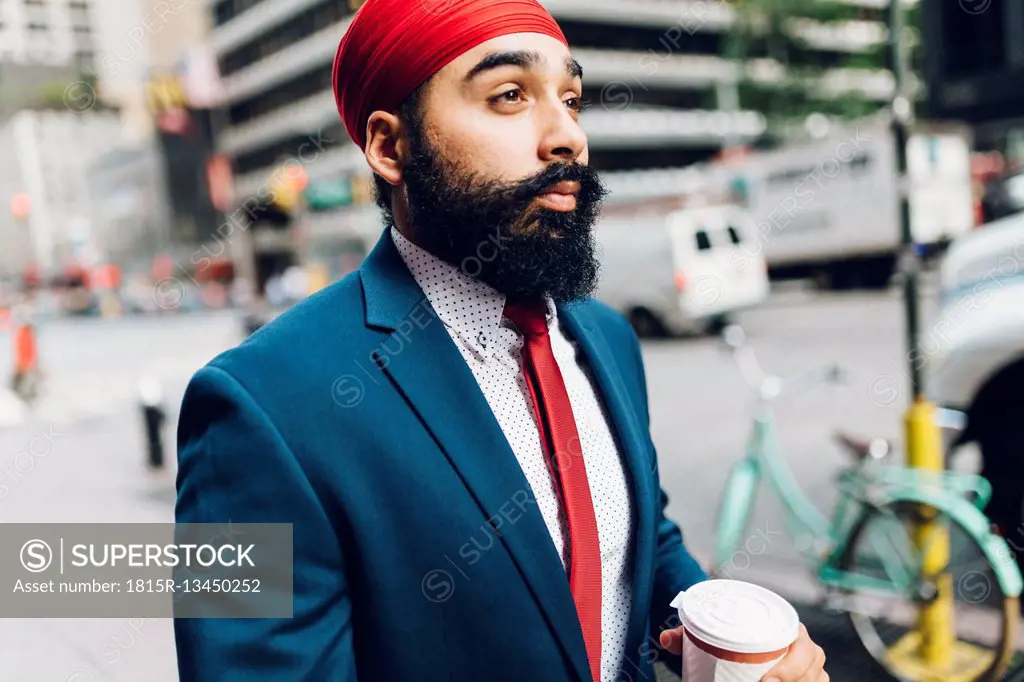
[0,286,978,681]
[655,286,922,586]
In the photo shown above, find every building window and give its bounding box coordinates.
[231,124,345,176]
[214,0,269,28]
[24,0,46,6]
[559,19,723,58]
[69,1,89,8]
[227,64,334,127]
[219,0,350,77]
[581,84,714,111]
[587,146,720,172]
[72,24,90,33]
[27,22,49,32]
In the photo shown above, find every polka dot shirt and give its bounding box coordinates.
[392,226,635,682]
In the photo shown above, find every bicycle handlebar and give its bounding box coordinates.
[724,333,843,402]
[777,363,845,399]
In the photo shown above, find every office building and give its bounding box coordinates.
[0,0,96,68]
[0,105,122,275]
[0,0,149,134]
[87,142,175,273]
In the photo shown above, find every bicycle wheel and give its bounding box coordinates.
[837,500,1019,682]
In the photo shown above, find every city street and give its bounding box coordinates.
[0,285,977,681]
[0,0,1012,679]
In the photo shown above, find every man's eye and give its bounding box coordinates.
[491,89,524,104]
[566,96,590,113]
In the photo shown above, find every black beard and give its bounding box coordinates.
[399,129,608,304]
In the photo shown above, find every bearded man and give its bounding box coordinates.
[174,0,828,680]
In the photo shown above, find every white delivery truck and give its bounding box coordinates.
[719,116,976,288]
[594,201,770,337]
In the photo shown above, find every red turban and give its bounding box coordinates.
[332,0,568,150]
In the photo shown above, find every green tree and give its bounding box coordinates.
[33,70,116,114]
[725,0,915,141]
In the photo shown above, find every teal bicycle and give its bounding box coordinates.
[712,326,1022,682]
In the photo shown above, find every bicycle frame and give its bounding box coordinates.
[714,387,1023,603]
[714,404,832,574]
[713,328,1024,682]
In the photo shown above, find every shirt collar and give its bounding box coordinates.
[390,225,556,359]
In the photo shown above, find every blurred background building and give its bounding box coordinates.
[922,0,1024,224]
[0,0,234,303]
[0,104,122,275]
[0,0,97,67]
[87,141,173,273]
[2,0,1024,310]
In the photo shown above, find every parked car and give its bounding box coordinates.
[594,203,770,337]
[980,168,1024,224]
[929,211,1024,556]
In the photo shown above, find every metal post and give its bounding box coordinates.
[889,0,955,673]
[719,4,746,150]
[890,0,921,397]
[138,376,166,469]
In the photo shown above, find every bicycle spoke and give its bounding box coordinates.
[845,590,918,625]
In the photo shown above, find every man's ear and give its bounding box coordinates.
[365,111,405,188]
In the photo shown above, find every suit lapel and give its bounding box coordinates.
[557,302,656,674]
[359,230,592,682]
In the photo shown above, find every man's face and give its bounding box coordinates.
[396,32,607,303]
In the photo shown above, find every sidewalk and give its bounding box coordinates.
[0,405,180,682]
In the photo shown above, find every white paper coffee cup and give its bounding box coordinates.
[670,579,800,682]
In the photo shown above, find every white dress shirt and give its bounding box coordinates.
[391,226,635,682]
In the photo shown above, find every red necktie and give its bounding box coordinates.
[504,301,602,682]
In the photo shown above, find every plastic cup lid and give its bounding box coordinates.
[670,579,800,655]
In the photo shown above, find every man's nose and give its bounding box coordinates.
[537,100,587,164]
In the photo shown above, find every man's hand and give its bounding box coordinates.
[659,622,828,682]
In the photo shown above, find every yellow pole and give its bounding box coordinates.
[905,398,954,671]
[887,0,956,670]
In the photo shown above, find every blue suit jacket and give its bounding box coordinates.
[174,228,708,681]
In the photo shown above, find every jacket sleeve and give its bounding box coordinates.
[627,328,710,676]
[174,364,355,681]
[648,466,710,675]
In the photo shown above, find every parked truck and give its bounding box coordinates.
[719,116,976,288]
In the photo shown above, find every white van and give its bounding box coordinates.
[594,204,770,337]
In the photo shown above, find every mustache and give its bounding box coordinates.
[510,162,604,203]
